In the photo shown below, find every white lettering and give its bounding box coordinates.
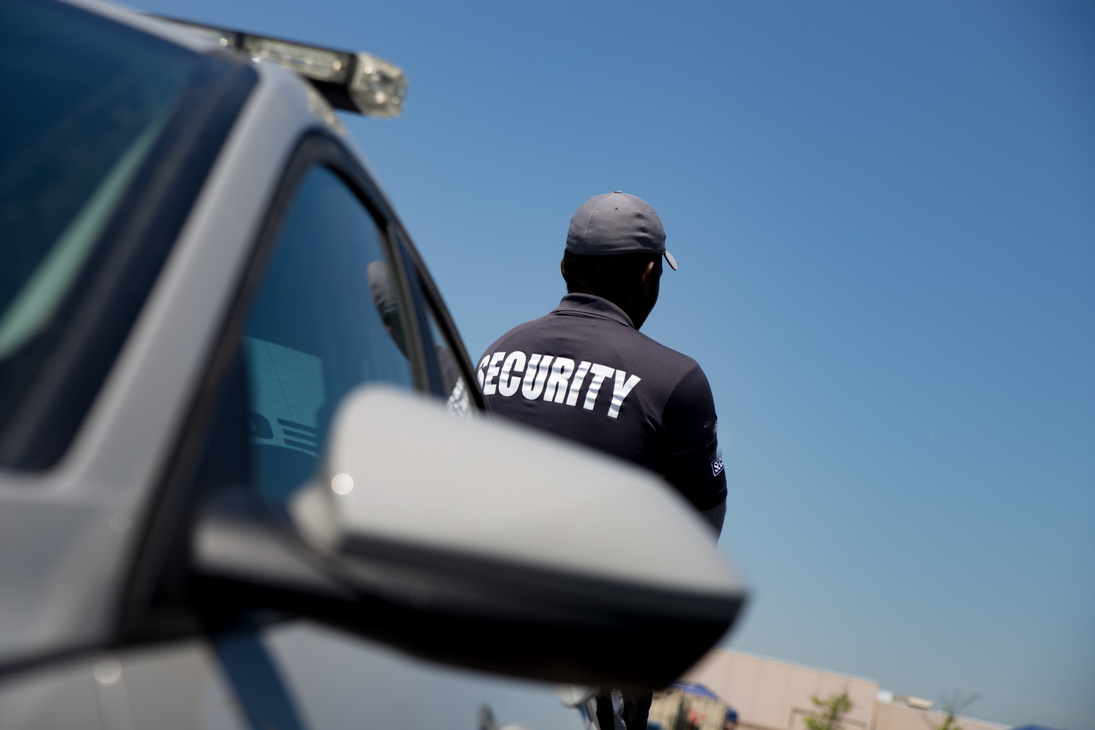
[483,351,504,395]
[487,350,641,418]
[583,364,615,411]
[566,361,592,406]
[521,354,553,400]
[477,355,490,389]
[607,371,641,419]
[543,357,575,403]
[498,351,526,397]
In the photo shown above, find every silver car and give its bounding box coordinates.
[0,1,747,728]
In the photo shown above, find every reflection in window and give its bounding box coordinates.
[426,310,471,418]
[242,166,414,506]
[245,338,324,458]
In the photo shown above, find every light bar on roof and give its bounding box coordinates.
[242,37,351,83]
[154,17,407,118]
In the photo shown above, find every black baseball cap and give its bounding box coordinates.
[565,191,678,271]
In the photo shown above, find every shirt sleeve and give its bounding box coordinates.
[661,364,727,513]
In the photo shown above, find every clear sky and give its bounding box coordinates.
[134,1,1094,728]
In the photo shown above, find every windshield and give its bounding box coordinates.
[0,0,199,357]
[0,0,240,468]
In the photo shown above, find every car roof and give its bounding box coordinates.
[61,0,228,52]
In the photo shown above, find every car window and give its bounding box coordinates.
[395,248,473,417]
[0,0,255,469]
[425,308,472,418]
[242,165,415,507]
[0,0,200,361]
[390,232,479,417]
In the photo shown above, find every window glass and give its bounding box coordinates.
[0,0,201,353]
[426,309,472,418]
[0,0,214,465]
[392,235,476,418]
[243,166,414,506]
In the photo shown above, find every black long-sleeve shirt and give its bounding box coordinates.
[478,294,726,518]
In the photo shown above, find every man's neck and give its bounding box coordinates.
[569,288,644,329]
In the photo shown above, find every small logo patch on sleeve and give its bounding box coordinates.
[711,456,725,477]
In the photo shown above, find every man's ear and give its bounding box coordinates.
[560,257,567,281]
[641,260,657,290]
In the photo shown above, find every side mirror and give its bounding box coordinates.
[197,386,747,689]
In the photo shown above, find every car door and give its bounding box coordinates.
[237,137,584,730]
[103,130,588,730]
[254,170,583,730]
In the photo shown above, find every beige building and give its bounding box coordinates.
[681,650,1007,730]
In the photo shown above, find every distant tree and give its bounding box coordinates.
[804,691,854,730]
[932,692,980,730]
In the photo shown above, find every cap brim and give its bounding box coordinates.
[664,250,678,271]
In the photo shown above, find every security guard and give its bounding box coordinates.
[477,191,727,730]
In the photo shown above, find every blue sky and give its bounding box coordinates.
[135,1,1093,727]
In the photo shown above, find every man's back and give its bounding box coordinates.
[478,293,726,518]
